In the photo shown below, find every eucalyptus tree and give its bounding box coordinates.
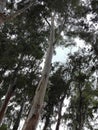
[41,63,71,130]
[0,0,47,126]
[21,0,83,129]
[63,48,98,130]
[0,0,96,129]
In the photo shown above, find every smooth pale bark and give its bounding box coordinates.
[22,14,55,130]
[0,78,17,124]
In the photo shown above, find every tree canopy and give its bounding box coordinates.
[0,0,98,130]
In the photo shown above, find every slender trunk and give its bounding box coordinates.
[22,14,55,130]
[55,95,65,130]
[43,116,50,130]
[0,56,22,124]
[55,106,62,130]
[0,78,17,124]
[12,101,24,130]
[78,87,82,130]
[76,84,83,130]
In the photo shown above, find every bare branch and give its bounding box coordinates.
[41,12,51,27]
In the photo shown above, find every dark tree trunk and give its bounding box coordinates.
[79,89,82,130]
[43,116,50,130]
[55,95,65,130]
[0,79,17,124]
[12,101,24,130]
[77,84,83,130]
[0,56,22,124]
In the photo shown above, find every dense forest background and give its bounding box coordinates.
[0,0,98,130]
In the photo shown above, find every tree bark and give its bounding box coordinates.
[12,101,24,130]
[0,55,23,124]
[78,85,83,130]
[22,14,55,130]
[43,115,50,130]
[0,78,17,124]
[55,95,65,130]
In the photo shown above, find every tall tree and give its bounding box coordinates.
[12,100,24,130]
[1,0,98,129]
[55,94,66,130]
[0,0,46,124]
[63,48,98,130]
[42,63,71,130]
[22,13,55,130]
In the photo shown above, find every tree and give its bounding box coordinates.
[12,100,24,130]
[42,63,71,130]
[22,12,55,130]
[63,48,98,130]
[0,0,46,125]
[1,0,98,129]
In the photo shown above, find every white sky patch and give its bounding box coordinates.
[52,40,84,63]
[40,37,87,70]
[75,37,85,48]
[52,47,69,63]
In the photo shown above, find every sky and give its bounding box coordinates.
[52,37,86,63]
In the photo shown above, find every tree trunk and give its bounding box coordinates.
[55,95,65,130]
[0,56,22,124]
[43,116,50,130]
[78,86,83,130]
[0,78,17,124]
[55,106,61,130]
[12,101,24,130]
[22,14,55,130]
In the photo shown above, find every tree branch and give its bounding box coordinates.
[0,0,36,24]
[41,12,51,27]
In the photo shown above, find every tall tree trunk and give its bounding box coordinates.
[22,14,55,130]
[78,85,83,130]
[55,105,62,130]
[55,95,65,130]
[0,78,17,124]
[43,115,50,130]
[0,56,22,124]
[12,101,24,130]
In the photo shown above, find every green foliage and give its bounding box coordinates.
[0,0,47,127]
[0,124,7,130]
[63,48,98,130]
[0,0,98,129]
